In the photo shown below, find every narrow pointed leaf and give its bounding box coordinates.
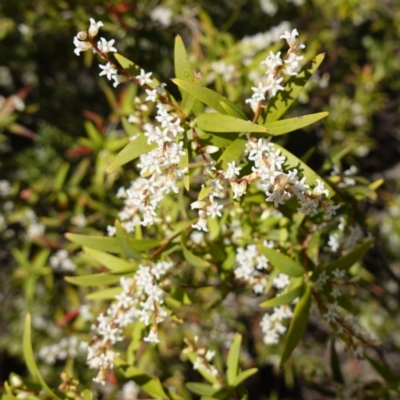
[263,112,329,136]
[106,134,156,173]
[275,143,335,198]
[265,53,325,122]
[174,35,195,116]
[365,355,398,383]
[232,368,258,387]
[23,315,62,399]
[312,238,374,281]
[217,137,247,170]
[257,245,304,277]
[86,287,122,300]
[181,237,210,267]
[172,79,246,119]
[186,383,217,397]
[260,283,305,308]
[83,247,134,271]
[280,287,311,366]
[195,114,268,133]
[227,333,242,386]
[116,220,142,260]
[65,273,121,286]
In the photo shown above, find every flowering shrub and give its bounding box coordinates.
[1,3,400,400]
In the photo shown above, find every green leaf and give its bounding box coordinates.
[226,333,242,386]
[172,79,246,119]
[106,134,156,173]
[66,233,120,253]
[187,353,219,384]
[195,113,268,133]
[264,53,325,122]
[217,137,247,170]
[82,389,93,400]
[232,368,258,387]
[257,245,304,277]
[181,236,210,267]
[84,247,134,271]
[186,383,217,397]
[174,35,195,116]
[65,273,122,286]
[86,286,122,300]
[23,315,63,400]
[280,287,312,366]
[115,359,170,399]
[312,238,374,281]
[275,143,335,198]
[330,338,344,384]
[259,283,305,308]
[368,178,384,191]
[116,220,142,260]
[263,112,329,136]
[53,162,70,191]
[85,120,103,148]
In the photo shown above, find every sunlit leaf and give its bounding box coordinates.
[65,273,122,286]
[259,283,305,308]
[226,333,242,386]
[195,113,268,133]
[257,244,304,277]
[280,287,311,366]
[181,236,210,267]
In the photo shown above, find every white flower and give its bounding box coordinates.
[312,179,329,197]
[73,36,92,56]
[231,181,247,199]
[107,225,116,237]
[273,273,290,289]
[136,69,153,86]
[224,161,241,180]
[145,89,158,102]
[144,329,161,343]
[325,203,341,219]
[88,18,103,37]
[280,29,305,50]
[150,6,173,27]
[97,37,117,53]
[266,76,284,97]
[0,180,12,197]
[261,51,282,70]
[192,218,208,232]
[99,62,117,80]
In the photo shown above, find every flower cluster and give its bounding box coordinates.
[327,225,365,254]
[243,137,340,218]
[49,249,76,273]
[38,336,80,365]
[260,305,293,345]
[245,28,305,110]
[116,104,186,232]
[24,210,45,239]
[85,261,172,384]
[233,243,272,294]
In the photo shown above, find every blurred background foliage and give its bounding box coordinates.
[1,0,400,399]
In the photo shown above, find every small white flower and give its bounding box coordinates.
[73,36,92,56]
[88,18,104,37]
[99,62,117,80]
[107,225,116,237]
[136,69,153,86]
[145,89,158,102]
[273,273,290,289]
[97,37,117,53]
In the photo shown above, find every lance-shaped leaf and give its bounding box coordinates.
[116,220,142,260]
[186,383,218,397]
[23,315,63,400]
[312,238,374,281]
[227,333,242,386]
[83,247,134,271]
[257,244,304,277]
[86,287,123,300]
[365,355,399,383]
[275,143,335,198]
[280,287,312,366]
[232,368,258,387]
[263,112,329,136]
[181,236,210,267]
[172,79,246,119]
[174,35,195,116]
[195,113,268,134]
[260,283,305,308]
[106,134,156,173]
[65,273,122,287]
[264,53,325,122]
[115,359,170,399]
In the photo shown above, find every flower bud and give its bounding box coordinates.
[76,31,88,41]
